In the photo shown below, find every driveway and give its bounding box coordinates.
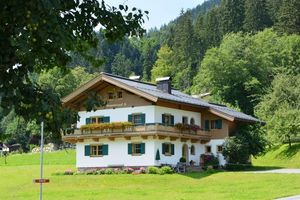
[275,194,300,200]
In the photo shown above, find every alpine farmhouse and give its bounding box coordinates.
[62,73,260,170]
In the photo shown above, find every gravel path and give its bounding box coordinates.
[275,194,300,200]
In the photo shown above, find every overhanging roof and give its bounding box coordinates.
[62,72,261,123]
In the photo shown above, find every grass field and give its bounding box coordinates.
[1,147,300,200]
[253,143,300,168]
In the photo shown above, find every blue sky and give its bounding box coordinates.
[105,0,205,30]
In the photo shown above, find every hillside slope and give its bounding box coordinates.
[253,143,300,168]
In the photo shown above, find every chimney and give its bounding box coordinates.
[156,77,172,94]
[129,75,141,81]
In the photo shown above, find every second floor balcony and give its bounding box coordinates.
[62,122,212,141]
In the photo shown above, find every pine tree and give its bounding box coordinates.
[276,0,300,34]
[221,0,245,34]
[243,0,273,32]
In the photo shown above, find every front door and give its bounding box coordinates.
[182,144,189,163]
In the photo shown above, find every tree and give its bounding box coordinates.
[111,53,133,77]
[223,125,267,164]
[276,0,300,34]
[151,45,174,82]
[221,0,245,34]
[192,29,300,114]
[255,74,300,147]
[243,0,273,32]
[0,0,146,135]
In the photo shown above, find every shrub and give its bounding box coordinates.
[124,167,134,174]
[139,167,146,174]
[96,169,106,175]
[104,168,113,175]
[160,166,173,174]
[64,169,74,175]
[201,154,219,168]
[179,157,186,163]
[148,166,160,174]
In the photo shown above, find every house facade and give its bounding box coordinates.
[62,73,260,170]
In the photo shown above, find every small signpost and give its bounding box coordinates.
[33,121,49,200]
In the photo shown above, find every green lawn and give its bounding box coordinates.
[1,149,300,200]
[253,143,300,168]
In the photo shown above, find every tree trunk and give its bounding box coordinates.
[287,135,292,148]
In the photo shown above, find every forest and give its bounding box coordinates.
[0,0,299,154]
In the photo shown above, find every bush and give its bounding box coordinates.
[96,169,106,175]
[179,157,186,163]
[64,169,74,175]
[159,166,173,174]
[124,167,134,174]
[148,166,160,174]
[104,168,113,175]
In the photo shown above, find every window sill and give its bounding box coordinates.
[90,155,104,157]
[131,153,142,156]
[164,153,172,156]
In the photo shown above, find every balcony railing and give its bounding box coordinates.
[63,123,211,139]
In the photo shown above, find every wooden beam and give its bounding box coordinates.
[78,138,84,142]
[92,138,99,142]
[141,135,148,139]
[200,139,210,144]
[170,136,178,141]
[191,139,199,143]
[124,136,131,140]
[158,135,167,140]
[180,138,188,142]
[108,137,115,141]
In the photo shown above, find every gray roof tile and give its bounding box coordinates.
[104,73,260,123]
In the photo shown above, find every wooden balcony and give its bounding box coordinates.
[62,123,212,143]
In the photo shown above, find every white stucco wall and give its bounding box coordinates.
[76,136,224,168]
[154,139,205,166]
[206,139,226,166]
[76,137,156,168]
[77,105,202,128]
[154,106,201,126]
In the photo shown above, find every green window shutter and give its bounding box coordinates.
[102,144,108,155]
[162,143,165,154]
[205,120,210,131]
[128,114,132,123]
[141,113,146,124]
[162,114,165,124]
[141,143,145,154]
[171,144,175,155]
[85,118,91,125]
[104,116,110,123]
[171,115,174,126]
[218,119,222,129]
[84,145,90,156]
[128,143,132,154]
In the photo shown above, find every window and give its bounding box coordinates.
[210,119,222,129]
[108,92,114,100]
[128,143,145,155]
[128,113,145,125]
[91,117,97,124]
[190,118,195,125]
[133,114,141,124]
[205,145,211,153]
[88,144,108,157]
[217,145,223,153]
[182,116,188,125]
[162,143,174,156]
[117,91,123,99]
[190,145,195,155]
[86,116,110,124]
[162,114,174,126]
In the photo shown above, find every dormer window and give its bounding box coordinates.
[117,91,123,99]
[108,92,114,100]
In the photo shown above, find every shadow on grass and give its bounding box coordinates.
[276,143,300,159]
[179,170,224,179]
[244,166,283,171]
